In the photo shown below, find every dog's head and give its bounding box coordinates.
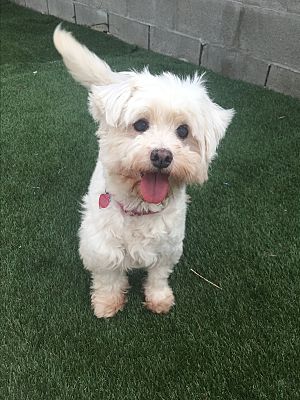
[54,26,234,204]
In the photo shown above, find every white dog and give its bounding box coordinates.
[53,26,234,318]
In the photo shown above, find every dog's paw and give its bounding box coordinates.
[144,287,175,314]
[91,292,126,318]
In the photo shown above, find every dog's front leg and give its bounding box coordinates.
[144,261,175,314]
[91,269,129,318]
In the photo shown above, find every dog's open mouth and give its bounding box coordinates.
[140,172,169,204]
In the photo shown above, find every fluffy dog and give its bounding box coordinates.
[53,26,234,318]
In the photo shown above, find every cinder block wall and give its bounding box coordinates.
[14,0,300,98]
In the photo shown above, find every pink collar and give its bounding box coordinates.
[99,193,159,216]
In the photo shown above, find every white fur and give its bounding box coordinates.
[53,26,234,317]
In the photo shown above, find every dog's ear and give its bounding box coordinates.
[53,25,119,88]
[89,81,133,127]
[203,100,234,164]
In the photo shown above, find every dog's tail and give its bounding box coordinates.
[53,25,118,89]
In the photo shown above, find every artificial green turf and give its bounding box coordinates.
[1,1,300,399]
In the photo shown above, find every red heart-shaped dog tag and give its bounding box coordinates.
[99,193,110,209]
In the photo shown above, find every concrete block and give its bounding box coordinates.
[267,65,300,98]
[238,7,300,70]
[150,27,201,65]
[202,44,269,86]
[287,0,300,13]
[125,0,178,29]
[102,0,127,14]
[154,0,177,30]
[127,0,155,24]
[12,0,26,6]
[25,0,48,13]
[176,0,242,47]
[75,0,127,15]
[240,0,288,12]
[109,14,149,49]
[48,0,75,22]
[74,3,107,27]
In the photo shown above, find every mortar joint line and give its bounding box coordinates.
[147,25,151,50]
[72,2,77,24]
[264,64,272,87]
[198,42,206,66]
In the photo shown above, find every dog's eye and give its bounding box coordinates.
[176,124,189,139]
[133,119,149,132]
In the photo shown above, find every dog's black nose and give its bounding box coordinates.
[150,148,173,169]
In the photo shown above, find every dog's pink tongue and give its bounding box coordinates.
[140,173,169,204]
